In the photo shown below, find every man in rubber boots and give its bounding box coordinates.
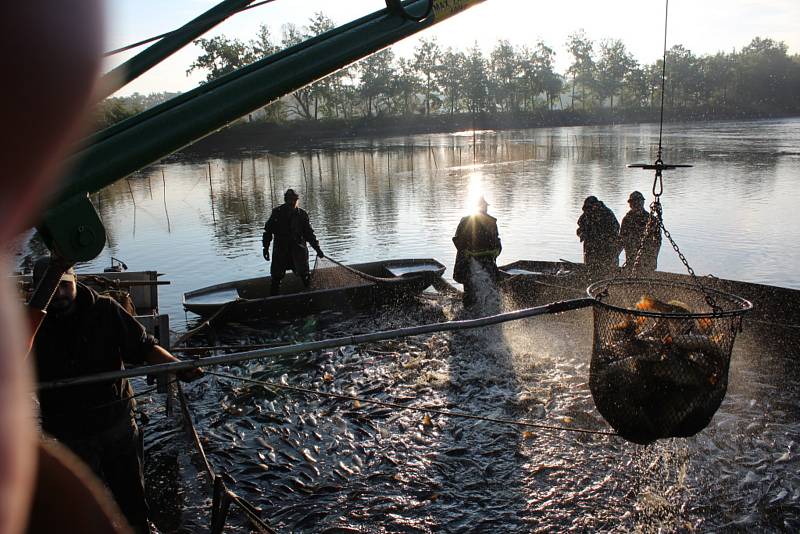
[30,257,203,534]
[452,196,502,306]
[577,196,621,274]
[262,188,324,296]
[619,190,662,272]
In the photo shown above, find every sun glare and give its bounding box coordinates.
[465,172,487,214]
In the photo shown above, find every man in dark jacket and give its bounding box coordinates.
[452,196,502,306]
[619,190,661,272]
[577,196,621,273]
[31,257,202,534]
[263,188,324,296]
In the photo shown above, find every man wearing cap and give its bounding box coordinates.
[577,195,621,273]
[620,191,661,272]
[262,188,324,295]
[452,195,502,306]
[30,256,202,533]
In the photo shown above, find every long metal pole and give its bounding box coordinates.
[37,297,593,390]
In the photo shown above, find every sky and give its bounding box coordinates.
[104,0,800,97]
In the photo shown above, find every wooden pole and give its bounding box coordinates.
[363,152,367,192]
[207,162,216,224]
[161,169,171,232]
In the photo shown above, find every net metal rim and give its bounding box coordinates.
[586,278,753,319]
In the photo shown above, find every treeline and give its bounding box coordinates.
[92,92,180,130]
[98,12,800,129]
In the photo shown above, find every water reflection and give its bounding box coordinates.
[63,118,800,329]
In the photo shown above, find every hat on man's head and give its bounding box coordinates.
[32,256,76,285]
[583,195,598,209]
[629,191,645,202]
[284,188,299,201]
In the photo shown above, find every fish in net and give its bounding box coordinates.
[310,257,374,290]
[587,279,750,445]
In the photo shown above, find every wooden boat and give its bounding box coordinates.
[182,258,446,320]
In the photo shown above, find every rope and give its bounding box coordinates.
[322,256,403,284]
[103,0,277,57]
[207,371,617,438]
[657,0,669,158]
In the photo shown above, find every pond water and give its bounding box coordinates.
[22,118,800,532]
[34,116,800,330]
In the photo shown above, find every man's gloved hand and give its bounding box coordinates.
[316,248,325,259]
[178,367,204,383]
[263,248,270,261]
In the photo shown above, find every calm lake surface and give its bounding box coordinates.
[65,117,800,330]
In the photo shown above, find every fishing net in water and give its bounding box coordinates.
[587,278,751,444]
[310,257,374,290]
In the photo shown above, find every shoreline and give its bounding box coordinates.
[176,109,799,157]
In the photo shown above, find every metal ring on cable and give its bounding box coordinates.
[385,0,434,22]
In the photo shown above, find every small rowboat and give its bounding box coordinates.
[182,258,446,320]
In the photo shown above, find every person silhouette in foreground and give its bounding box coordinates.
[452,196,502,307]
[619,190,661,272]
[577,196,620,274]
[262,188,324,295]
[31,256,203,533]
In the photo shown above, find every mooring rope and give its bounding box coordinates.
[206,370,617,438]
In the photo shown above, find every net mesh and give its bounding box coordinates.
[310,257,374,290]
[587,278,750,444]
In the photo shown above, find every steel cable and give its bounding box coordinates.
[103,0,277,57]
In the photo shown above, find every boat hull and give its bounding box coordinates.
[183,258,446,320]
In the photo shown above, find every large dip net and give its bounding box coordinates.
[309,257,375,290]
[587,278,751,444]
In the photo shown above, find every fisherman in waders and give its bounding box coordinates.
[619,190,662,272]
[577,196,621,274]
[452,196,502,307]
[30,257,203,534]
[262,188,325,296]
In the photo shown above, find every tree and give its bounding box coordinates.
[437,48,466,114]
[519,41,556,111]
[596,39,635,110]
[566,30,595,110]
[358,49,396,117]
[463,43,490,114]
[489,40,520,112]
[665,45,701,108]
[393,57,421,116]
[187,36,255,82]
[621,64,650,109]
[698,52,735,109]
[252,24,278,57]
[736,37,796,112]
[542,71,564,111]
[250,25,284,122]
[413,38,442,115]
